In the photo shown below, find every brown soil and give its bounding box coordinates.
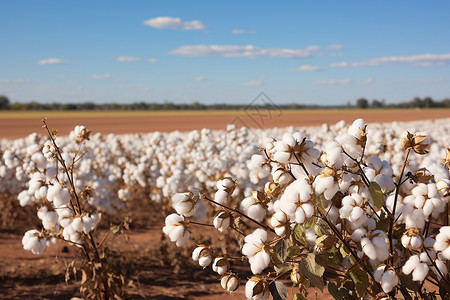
[1,109,449,139]
[0,226,325,299]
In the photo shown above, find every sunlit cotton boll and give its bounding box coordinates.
[270,210,288,236]
[348,118,367,141]
[402,254,429,282]
[214,177,236,205]
[364,156,395,193]
[434,226,450,260]
[242,229,270,274]
[241,191,267,223]
[360,230,389,261]
[339,193,368,229]
[213,257,230,275]
[162,213,190,247]
[22,229,47,255]
[247,154,270,181]
[37,207,59,232]
[42,140,57,160]
[401,228,423,250]
[213,210,232,232]
[411,183,445,219]
[192,245,213,268]
[245,277,269,300]
[220,272,240,293]
[374,265,399,293]
[172,192,198,217]
[17,190,34,207]
[47,184,71,208]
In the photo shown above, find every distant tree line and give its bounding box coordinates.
[0,95,449,111]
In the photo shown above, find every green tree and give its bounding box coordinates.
[371,99,384,108]
[356,98,369,109]
[0,95,10,110]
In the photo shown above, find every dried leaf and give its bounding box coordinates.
[273,238,291,264]
[349,267,369,298]
[269,281,288,300]
[328,282,348,300]
[298,253,324,289]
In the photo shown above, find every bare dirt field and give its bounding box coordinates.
[1,109,449,139]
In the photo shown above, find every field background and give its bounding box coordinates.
[1,109,449,299]
[1,108,449,139]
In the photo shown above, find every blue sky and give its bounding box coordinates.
[1,1,449,105]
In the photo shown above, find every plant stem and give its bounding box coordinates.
[388,148,410,264]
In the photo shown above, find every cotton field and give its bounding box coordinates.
[2,117,450,299]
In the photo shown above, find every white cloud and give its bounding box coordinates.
[143,16,205,30]
[0,78,31,83]
[329,62,349,68]
[331,53,450,68]
[37,58,68,65]
[315,78,351,85]
[243,79,263,86]
[148,58,158,63]
[232,29,256,34]
[360,78,373,85]
[91,74,112,79]
[298,65,322,71]
[170,44,325,58]
[117,56,141,62]
[194,76,207,81]
[327,44,344,50]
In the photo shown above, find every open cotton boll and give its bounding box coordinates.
[192,245,213,268]
[348,118,367,139]
[18,190,34,207]
[212,257,230,275]
[245,277,269,300]
[270,210,288,236]
[434,226,450,260]
[247,154,270,179]
[220,272,239,293]
[22,229,47,255]
[162,213,190,247]
[241,191,267,223]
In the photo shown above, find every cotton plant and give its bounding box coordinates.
[17,121,126,299]
[162,118,450,299]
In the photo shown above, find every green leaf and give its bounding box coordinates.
[293,293,307,300]
[316,194,329,212]
[110,226,120,234]
[339,244,351,258]
[269,281,288,300]
[273,238,291,264]
[349,267,369,298]
[369,181,384,209]
[294,224,306,245]
[298,253,325,289]
[304,216,317,230]
[288,245,301,257]
[328,282,348,300]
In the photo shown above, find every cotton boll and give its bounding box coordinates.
[241,191,267,223]
[245,277,269,300]
[162,213,190,247]
[213,257,230,275]
[220,272,239,292]
[18,190,33,207]
[270,211,288,236]
[192,245,213,268]
[22,230,47,255]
